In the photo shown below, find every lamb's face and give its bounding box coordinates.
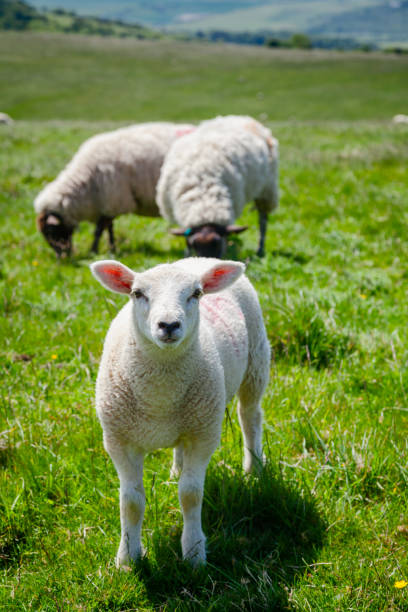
[130,268,202,350]
[91,258,245,350]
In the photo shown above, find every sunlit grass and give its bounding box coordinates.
[1,118,408,609]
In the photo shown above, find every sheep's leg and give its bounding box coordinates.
[256,210,268,257]
[105,442,145,568]
[91,216,114,253]
[107,219,115,252]
[178,439,215,566]
[91,218,105,253]
[170,444,183,478]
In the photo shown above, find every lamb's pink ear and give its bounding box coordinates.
[201,261,245,294]
[90,260,135,295]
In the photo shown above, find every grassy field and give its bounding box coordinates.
[1,32,408,611]
[1,33,408,122]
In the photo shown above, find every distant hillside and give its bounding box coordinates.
[0,0,162,38]
[28,0,408,44]
[309,1,408,43]
[28,0,269,28]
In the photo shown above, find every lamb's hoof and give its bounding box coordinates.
[244,453,266,475]
[115,545,144,570]
[184,551,206,569]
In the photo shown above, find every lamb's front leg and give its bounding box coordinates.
[178,439,215,566]
[170,444,183,479]
[105,440,145,568]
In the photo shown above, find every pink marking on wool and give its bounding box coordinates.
[201,296,245,356]
[175,127,195,138]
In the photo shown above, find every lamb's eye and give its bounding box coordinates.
[190,288,203,300]
[132,289,145,300]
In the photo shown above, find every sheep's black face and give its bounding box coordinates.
[37,212,74,258]
[170,223,249,259]
[187,225,226,259]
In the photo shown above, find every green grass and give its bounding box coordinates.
[1,32,408,610]
[1,32,408,122]
[1,118,407,610]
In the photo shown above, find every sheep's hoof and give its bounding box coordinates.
[244,453,266,475]
[256,248,265,258]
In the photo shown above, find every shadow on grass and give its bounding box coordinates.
[114,463,325,611]
[269,249,311,265]
[0,522,27,570]
[65,240,185,265]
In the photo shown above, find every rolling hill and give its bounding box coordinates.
[27,0,408,43]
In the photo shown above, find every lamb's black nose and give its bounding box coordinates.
[158,321,181,337]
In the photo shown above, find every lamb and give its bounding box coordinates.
[34,122,194,257]
[156,115,279,258]
[91,256,270,567]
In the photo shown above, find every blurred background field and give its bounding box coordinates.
[1,22,408,612]
[2,32,408,121]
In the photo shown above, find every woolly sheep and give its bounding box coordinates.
[34,122,194,257]
[91,256,270,567]
[157,115,279,258]
[0,112,13,125]
[393,114,408,124]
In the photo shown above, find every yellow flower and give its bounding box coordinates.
[395,580,408,589]
[32,260,39,266]
[359,294,367,299]
[51,354,57,360]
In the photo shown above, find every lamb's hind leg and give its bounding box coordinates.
[237,393,264,474]
[105,440,145,568]
[238,340,270,473]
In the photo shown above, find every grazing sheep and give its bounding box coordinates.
[34,122,194,257]
[393,114,408,124]
[91,257,270,567]
[0,112,13,125]
[157,115,279,258]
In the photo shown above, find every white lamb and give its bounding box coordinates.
[34,122,194,257]
[157,115,279,258]
[91,256,270,567]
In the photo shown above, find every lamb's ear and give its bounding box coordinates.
[90,260,135,295]
[226,225,248,235]
[201,261,245,294]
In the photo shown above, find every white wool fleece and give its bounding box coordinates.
[34,122,194,228]
[157,115,279,229]
[91,257,270,568]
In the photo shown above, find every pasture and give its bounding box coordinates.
[1,32,408,610]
